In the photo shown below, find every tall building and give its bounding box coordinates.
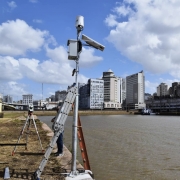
[55,90,67,101]
[126,71,145,109]
[22,94,33,105]
[157,83,169,96]
[78,83,88,109]
[3,95,13,103]
[79,79,104,109]
[170,82,180,97]
[122,78,126,103]
[102,69,122,109]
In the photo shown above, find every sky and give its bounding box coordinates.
[0,0,180,101]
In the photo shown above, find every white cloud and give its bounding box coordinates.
[8,81,27,97]
[105,0,180,79]
[0,54,88,88]
[105,14,118,27]
[0,45,103,86]
[7,1,17,9]
[145,80,158,94]
[79,47,103,68]
[0,19,49,56]
[33,19,43,23]
[0,18,103,98]
[114,3,133,17]
[0,81,27,98]
[0,56,22,80]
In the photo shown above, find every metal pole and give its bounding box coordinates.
[71,29,81,175]
[71,60,79,174]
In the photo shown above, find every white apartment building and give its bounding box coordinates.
[126,71,145,109]
[102,69,122,109]
[157,83,169,96]
[22,94,33,105]
[79,79,104,109]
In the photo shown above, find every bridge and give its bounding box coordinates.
[2,102,16,110]
[2,102,59,111]
[2,102,37,110]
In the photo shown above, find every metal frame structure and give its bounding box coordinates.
[12,111,44,156]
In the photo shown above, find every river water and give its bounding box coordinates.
[39,115,180,180]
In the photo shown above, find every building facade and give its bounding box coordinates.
[3,95,13,103]
[126,71,145,109]
[102,69,122,109]
[79,79,104,109]
[79,83,88,109]
[157,83,169,96]
[22,94,33,105]
[55,90,67,101]
[169,82,180,97]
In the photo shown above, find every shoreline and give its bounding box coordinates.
[2,110,135,117]
[2,110,180,120]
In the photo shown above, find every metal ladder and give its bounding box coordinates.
[12,112,44,156]
[34,86,77,180]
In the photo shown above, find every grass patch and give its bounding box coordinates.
[0,117,66,180]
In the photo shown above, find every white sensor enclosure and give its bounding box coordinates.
[67,39,78,60]
[82,34,105,51]
[75,15,84,30]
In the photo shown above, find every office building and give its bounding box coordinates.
[22,94,33,105]
[157,83,169,96]
[79,79,104,109]
[55,90,67,101]
[3,95,13,103]
[169,82,180,97]
[126,71,145,109]
[102,69,122,109]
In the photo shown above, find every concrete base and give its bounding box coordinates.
[65,173,93,180]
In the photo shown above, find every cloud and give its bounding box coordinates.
[33,19,43,23]
[0,19,49,56]
[105,14,118,27]
[0,56,22,80]
[145,80,158,94]
[7,1,17,9]
[79,47,103,68]
[105,0,180,79]
[0,18,103,98]
[0,81,27,98]
[8,81,27,96]
[0,45,103,86]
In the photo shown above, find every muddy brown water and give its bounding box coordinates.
[39,115,180,180]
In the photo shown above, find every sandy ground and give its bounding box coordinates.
[0,115,82,180]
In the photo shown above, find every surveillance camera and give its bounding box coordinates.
[75,15,84,30]
[82,34,105,51]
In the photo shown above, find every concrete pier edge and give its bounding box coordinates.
[41,122,83,173]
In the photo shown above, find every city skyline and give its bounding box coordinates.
[0,1,180,101]
[3,69,179,103]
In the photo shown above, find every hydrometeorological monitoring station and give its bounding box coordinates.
[33,16,105,180]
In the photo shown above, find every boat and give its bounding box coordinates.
[141,108,151,115]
